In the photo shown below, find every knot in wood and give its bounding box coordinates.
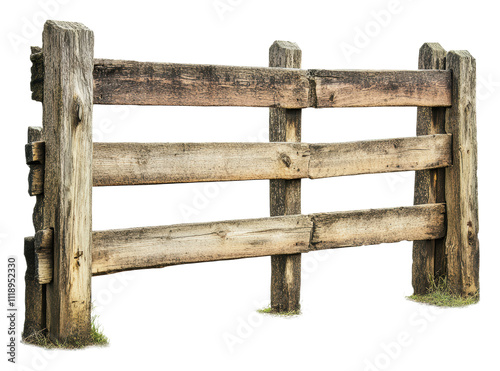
[280,153,292,168]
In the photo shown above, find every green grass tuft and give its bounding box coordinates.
[407,276,479,307]
[257,305,301,317]
[23,307,108,349]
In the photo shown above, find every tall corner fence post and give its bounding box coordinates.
[444,50,479,298]
[412,43,447,295]
[41,20,94,343]
[269,41,302,313]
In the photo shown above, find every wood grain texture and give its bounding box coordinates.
[92,215,313,276]
[412,43,447,295]
[444,51,479,297]
[32,203,447,278]
[92,135,450,186]
[311,204,446,250]
[25,141,45,164]
[28,127,45,231]
[269,40,302,313]
[84,204,446,277]
[34,229,53,284]
[26,137,44,197]
[42,20,94,342]
[30,135,453,190]
[31,52,452,108]
[23,237,46,338]
[30,46,43,102]
[93,142,309,186]
[309,69,451,107]
[28,163,44,196]
[93,58,310,108]
[23,127,45,339]
[309,134,451,178]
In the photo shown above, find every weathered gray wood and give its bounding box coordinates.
[309,69,451,108]
[23,127,45,339]
[412,43,447,295]
[92,215,314,276]
[32,135,452,190]
[30,47,43,102]
[311,204,446,250]
[25,141,45,164]
[31,52,452,108]
[93,135,449,185]
[444,51,479,297]
[84,204,446,277]
[23,237,46,338]
[42,20,94,343]
[269,40,302,313]
[93,58,310,108]
[34,229,53,284]
[93,142,309,186]
[309,134,451,178]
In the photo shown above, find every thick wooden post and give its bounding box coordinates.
[444,51,479,297]
[269,41,302,312]
[412,43,447,295]
[42,20,94,342]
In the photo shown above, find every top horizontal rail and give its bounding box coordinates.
[30,49,452,108]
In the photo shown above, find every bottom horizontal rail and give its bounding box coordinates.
[90,203,445,276]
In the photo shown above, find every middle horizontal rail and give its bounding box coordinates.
[92,134,452,186]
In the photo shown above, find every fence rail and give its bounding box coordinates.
[26,134,451,191]
[23,21,478,345]
[31,203,445,280]
[31,53,452,108]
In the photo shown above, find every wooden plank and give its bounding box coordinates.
[269,40,302,313]
[31,135,452,190]
[310,69,451,107]
[93,142,309,186]
[92,215,314,276]
[31,52,452,108]
[86,204,446,277]
[34,229,54,284]
[412,43,447,295]
[444,51,479,297]
[42,20,94,343]
[311,204,446,250]
[309,134,451,178]
[93,59,310,108]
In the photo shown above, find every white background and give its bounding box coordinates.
[1,0,498,370]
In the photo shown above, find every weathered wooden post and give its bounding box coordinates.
[412,43,447,294]
[37,20,94,343]
[444,50,479,297]
[269,41,302,312]
[412,44,479,298]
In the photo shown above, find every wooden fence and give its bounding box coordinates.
[23,20,479,344]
